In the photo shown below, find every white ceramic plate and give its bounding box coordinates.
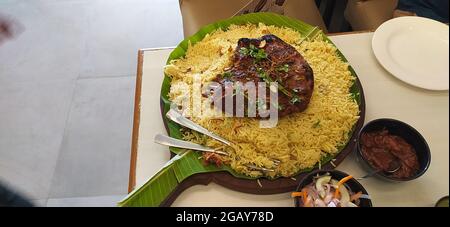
[372,16,449,90]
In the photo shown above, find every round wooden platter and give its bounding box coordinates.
[158,78,365,207]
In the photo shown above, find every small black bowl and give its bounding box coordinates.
[435,196,449,207]
[356,118,431,181]
[294,170,372,207]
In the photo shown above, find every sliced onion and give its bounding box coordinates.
[323,192,333,204]
[306,186,319,200]
[315,176,332,198]
[314,199,326,207]
[331,198,341,207]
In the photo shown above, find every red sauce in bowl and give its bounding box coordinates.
[360,129,420,179]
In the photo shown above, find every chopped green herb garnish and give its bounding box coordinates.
[241,44,268,61]
[313,120,321,128]
[271,102,281,110]
[290,95,301,104]
[256,99,265,110]
[277,104,284,110]
[276,76,282,83]
[257,68,293,98]
[256,68,268,78]
[239,47,249,56]
[222,71,233,78]
[350,92,360,101]
[277,64,290,73]
[249,45,268,60]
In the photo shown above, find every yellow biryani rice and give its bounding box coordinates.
[164,23,359,178]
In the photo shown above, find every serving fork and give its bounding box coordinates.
[154,134,229,156]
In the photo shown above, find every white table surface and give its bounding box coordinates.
[132,32,449,207]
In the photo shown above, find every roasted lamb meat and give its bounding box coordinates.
[210,34,314,118]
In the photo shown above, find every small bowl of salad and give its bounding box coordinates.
[292,170,372,207]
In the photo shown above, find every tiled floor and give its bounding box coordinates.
[0,0,183,206]
[49,76,135,198]
[0,79,75,200]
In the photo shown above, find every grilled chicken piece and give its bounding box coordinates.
[210,34,314,118]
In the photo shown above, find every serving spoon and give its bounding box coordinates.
[165,109,281,166]
[356,159,401,180]
[155,134,276,172]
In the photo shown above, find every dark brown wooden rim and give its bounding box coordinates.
[128,49,144,193]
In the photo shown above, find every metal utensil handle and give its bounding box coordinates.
[166,109,231,146]
[357,159,401,180]
[356,170,380,180]
[154,134,216,153]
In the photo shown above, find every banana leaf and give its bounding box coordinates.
[118,12,362,207]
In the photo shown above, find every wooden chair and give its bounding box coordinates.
[179,0,328,37]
